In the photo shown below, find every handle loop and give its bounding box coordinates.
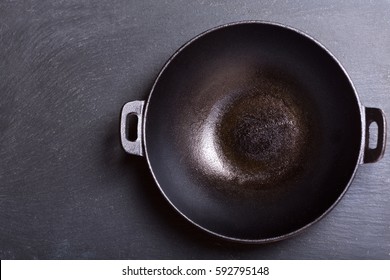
[120,101,145,156]
[363,107,386,163]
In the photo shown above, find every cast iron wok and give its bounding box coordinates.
[120,22,386,242]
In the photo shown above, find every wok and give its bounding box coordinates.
[120,22,386,242]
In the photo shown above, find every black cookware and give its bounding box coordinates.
[120,22,386,242]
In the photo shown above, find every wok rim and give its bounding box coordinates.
[142,20,365,243]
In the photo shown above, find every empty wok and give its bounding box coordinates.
[120,22,386,242]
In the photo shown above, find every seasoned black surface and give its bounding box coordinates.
[0,0,389,259]
[144,23,362,241]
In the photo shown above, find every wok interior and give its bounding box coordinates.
[145,23,362,240]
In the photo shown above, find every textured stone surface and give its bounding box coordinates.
[0,0,389,259]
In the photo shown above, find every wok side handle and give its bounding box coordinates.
[120,101,145,156]
[363,107,387,163]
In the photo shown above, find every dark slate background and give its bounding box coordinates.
[0,0,389,259]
